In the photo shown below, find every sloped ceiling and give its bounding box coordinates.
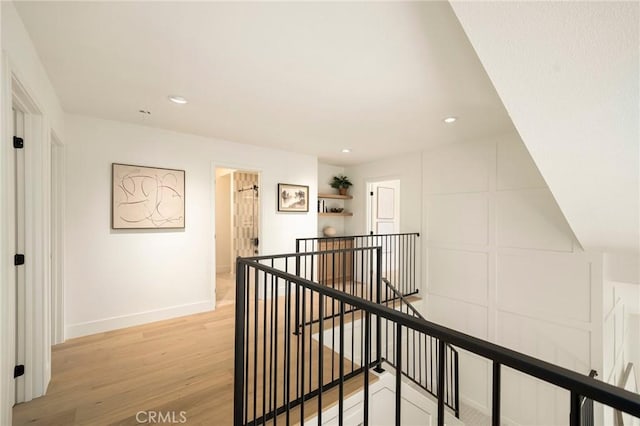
[451,1,639,254]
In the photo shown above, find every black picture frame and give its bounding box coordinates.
[277,183,309,212]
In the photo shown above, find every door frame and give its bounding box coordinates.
[1,59,56,419]
[50,132,65,345]
[366,178,401,235]
[211,162,262,310]
[1,55,18,424]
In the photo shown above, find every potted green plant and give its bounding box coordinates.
[330,175,353,196]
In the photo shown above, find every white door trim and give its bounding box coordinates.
[1,62,54,416]
[0,53,18,426]
[50,132,65,345]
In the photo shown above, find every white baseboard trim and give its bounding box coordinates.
[65,300,212,339]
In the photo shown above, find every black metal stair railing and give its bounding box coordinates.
[233,247,640,426]
[294,233,420,331]
[379,278,459,418]
[296,233,420,296]
[232,246,458,426]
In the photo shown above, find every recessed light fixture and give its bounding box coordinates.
[138,109,151,115]
[341,148,351,153]
[443,116,457,124]
[168,95,188,105]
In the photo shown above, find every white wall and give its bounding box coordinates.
[344,151,422,236]
[422,132,602,425]
[451,1,640,255]
[1,2,64,134]
[214,172,231,273]
[318,162,346,236]
[64,114,317,338]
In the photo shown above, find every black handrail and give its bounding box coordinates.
[234,256,640,426]
[296,232,421,241]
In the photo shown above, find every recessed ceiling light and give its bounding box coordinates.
[168,95,188,105]
[443,116,457,124]
[341,148,351,153]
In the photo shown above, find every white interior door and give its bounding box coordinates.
[13,107,26,404]
[367,180,400,283]
[368,180,400,236]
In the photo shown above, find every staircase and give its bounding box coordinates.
[304,370,463,426]
[233,236,640,425]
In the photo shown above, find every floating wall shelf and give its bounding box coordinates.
[318,193,353,200]
[319,212,353,217]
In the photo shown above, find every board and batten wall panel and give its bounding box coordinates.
[423,133,601,425]
[427,194,489,246]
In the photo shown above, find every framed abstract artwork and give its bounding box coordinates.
[278,183,309,212]
[112,163,185,229]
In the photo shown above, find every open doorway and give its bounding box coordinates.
[214,167,260,307]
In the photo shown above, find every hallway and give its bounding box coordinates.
[13,306,237,425]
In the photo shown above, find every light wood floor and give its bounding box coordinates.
[12,288,370,425]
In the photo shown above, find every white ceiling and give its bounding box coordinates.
[15,1,514,165]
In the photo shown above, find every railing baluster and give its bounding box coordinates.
[492,361,501,426]
[318,293,324,424]
[300,285,306,423]
[437,340,445,426]
[375,247,384,372]
[454,350,460,418]
[309,288,314,395]
[233,262,246,426]
[339,301,345,426]
[364,311,371,426]
[396,322,403,426]
[294,240,300,336]
[272,273,278,425]
[284,279,291,425]
[570,391,580,426]
[262,270,268,423]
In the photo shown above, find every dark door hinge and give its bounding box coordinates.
[14,365,24,378]
[14,254,25,266]
[13,136,24,149]
[370,191,374,196]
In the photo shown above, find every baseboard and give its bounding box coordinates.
[65,300,212,339]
